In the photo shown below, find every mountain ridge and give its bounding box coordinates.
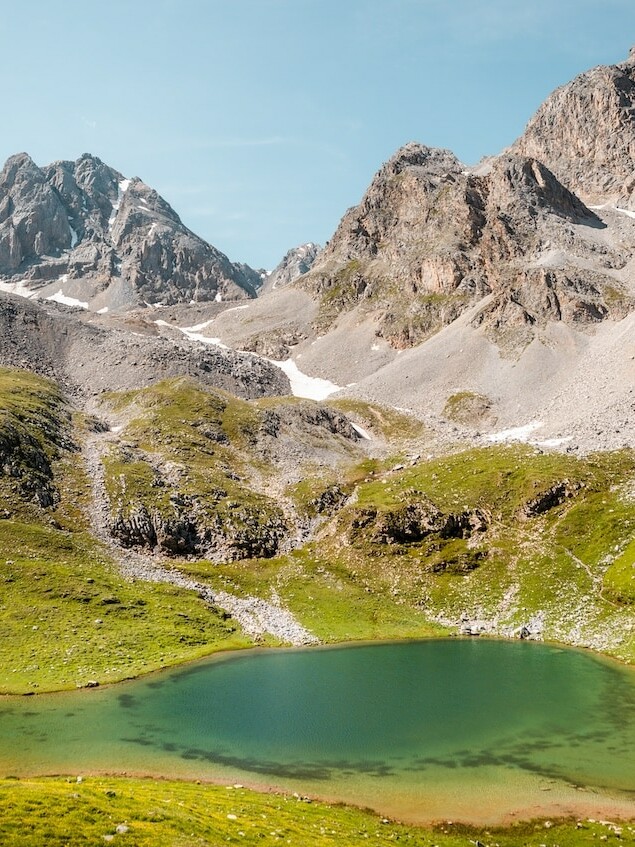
[0,152,261,311]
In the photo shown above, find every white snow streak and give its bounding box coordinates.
[46,290,89,309]
[0,280,38,299]
[487,424,571,449]
[351,422,371,440]
[155,317,341,401]
[108,178,131,231]
[532,436,573,448]
[487,422,544,443]
[589,203,635,220]
[222,304,250,315]
[154,319,229,349]
[269,359,341,401]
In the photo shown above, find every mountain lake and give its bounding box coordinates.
[1,638,634,824]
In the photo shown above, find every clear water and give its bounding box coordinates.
[2,639,635,822]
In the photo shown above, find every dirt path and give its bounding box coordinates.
[82,423,319,646]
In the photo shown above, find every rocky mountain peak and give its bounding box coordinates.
[621,44,635,68]
[1,152,39,183]
[512,48,635,209]
[383,142,462,177]
[299,127,631,352]
[263,241,321,292]
[0,152,259,310]
[487,154,597,223]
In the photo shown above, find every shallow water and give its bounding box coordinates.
[2,639,635,823]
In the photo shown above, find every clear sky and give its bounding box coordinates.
[1,0,633,269]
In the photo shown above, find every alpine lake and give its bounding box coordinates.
[2,638,635,825]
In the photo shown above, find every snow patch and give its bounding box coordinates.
[46,290,89,309]
[183,319,214,333]
[222,304,250,315]
[590,203,635,220]
[97,307,109,314]
[351,422,371,440]
[214,292,222,303]
[108,177,131,231]
[0,279,38,299]
[269,359,341,401]
[532,436,573,448]
[181,328,228,348]
[487,422,544,443]
[69,225,79,248]
[155,318,229,349]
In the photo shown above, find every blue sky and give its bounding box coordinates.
[1,0,633,268]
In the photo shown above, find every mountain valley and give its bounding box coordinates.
[1,45,635,841]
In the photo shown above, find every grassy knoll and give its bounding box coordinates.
[99,379,365,558]
[327,398,428,441]
[182,546,446,644]
[182,445,635,662]
[0,776,632,846]
[102,378,285,527]
[0,520,250,694]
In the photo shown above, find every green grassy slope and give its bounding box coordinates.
[0,370,253,693]
[0,520,249,694]
[0,776,632,847]
[183,446,635,661]
[1,366,634,698]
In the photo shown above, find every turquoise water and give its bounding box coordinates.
[1,639,635,822]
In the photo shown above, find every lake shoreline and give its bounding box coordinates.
[1,639,635,828]
[2,630,634,699]
[2,769,635,829]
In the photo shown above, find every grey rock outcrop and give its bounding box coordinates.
[512,46,635,209]
[300,142,633,352]
[349,496,489,546]
[264,242,321,291]
[0,293,290,400]
[0,153,259,310]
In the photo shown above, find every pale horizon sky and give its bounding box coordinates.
[1,0,634,269]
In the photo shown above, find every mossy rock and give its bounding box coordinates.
[442,391,493,425]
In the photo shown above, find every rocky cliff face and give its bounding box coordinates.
[512,47,635,210]
[264,242,321,291]
[0,153,259,310]
[300,141,634,352]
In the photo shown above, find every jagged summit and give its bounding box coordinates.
[294,138,624,353]
[512,46,635,209]
[381,141,463,175]
[621,44,635,67]
[0,152,259,311]
[263,241,321,292]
